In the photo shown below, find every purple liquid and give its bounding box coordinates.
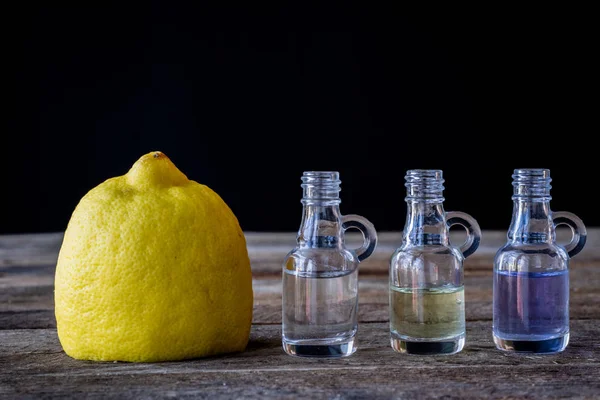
[493,269,569,341]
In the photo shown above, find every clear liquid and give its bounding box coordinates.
[282,268,358,357]
[282,269,358,357]
[493,269,569,352]
[390,285,465,354]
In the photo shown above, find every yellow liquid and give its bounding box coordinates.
[390,285,465,340]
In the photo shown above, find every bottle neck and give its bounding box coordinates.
[508,199,554,243]
[298,204,344,248]
[402,169,448,246]
[403,200,449,246]
[297,171,343,248]
[508,168,554,243]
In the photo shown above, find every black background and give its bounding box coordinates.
[4,4,598,234]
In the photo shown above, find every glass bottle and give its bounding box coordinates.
[282,171,378,358]
[493,168,587,353]
[389,169,481,355]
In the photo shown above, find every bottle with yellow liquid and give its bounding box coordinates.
[389,169,481,355]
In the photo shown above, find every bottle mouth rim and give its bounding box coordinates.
[404,169,445,197]
[301,171,341,203]
[301,172,341,189]
[512,168,551,178]
[512,168,552,190]
[405,169,444,180]
[302,171,340,180]
[512,168,552,198]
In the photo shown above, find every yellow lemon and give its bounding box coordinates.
[54,151,253,362]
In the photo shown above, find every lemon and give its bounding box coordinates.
[54,151,253,362]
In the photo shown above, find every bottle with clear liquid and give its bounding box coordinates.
[493,168,587,353]
[282,171,378,358]
[389,170,481,355]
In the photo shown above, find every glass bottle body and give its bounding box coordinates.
[493,241,570,351]
[282,172,377,358]
[389,170,481,355]
[283,243,359,357]
[493,169,586,353]
[390,242,466,354]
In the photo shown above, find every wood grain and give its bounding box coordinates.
[1,322,599,399]
[1,230,599,399]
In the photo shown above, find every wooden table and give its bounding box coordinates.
[1,230,599,399]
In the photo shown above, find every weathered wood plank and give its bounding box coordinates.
[1,231,600,398]
[3,367,599,400]
[0,311,56,329]
[3,290,598,329]
[3,321,598,368]
[2,230,599,271]
[0,233,63,267]
[0,321,598,399]
[2,265,599,327]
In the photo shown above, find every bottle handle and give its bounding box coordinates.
[342,214,378,262]
[553,211,587,258]
[445,211,482,258]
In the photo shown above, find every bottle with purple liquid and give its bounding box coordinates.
[493,169,587,353]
